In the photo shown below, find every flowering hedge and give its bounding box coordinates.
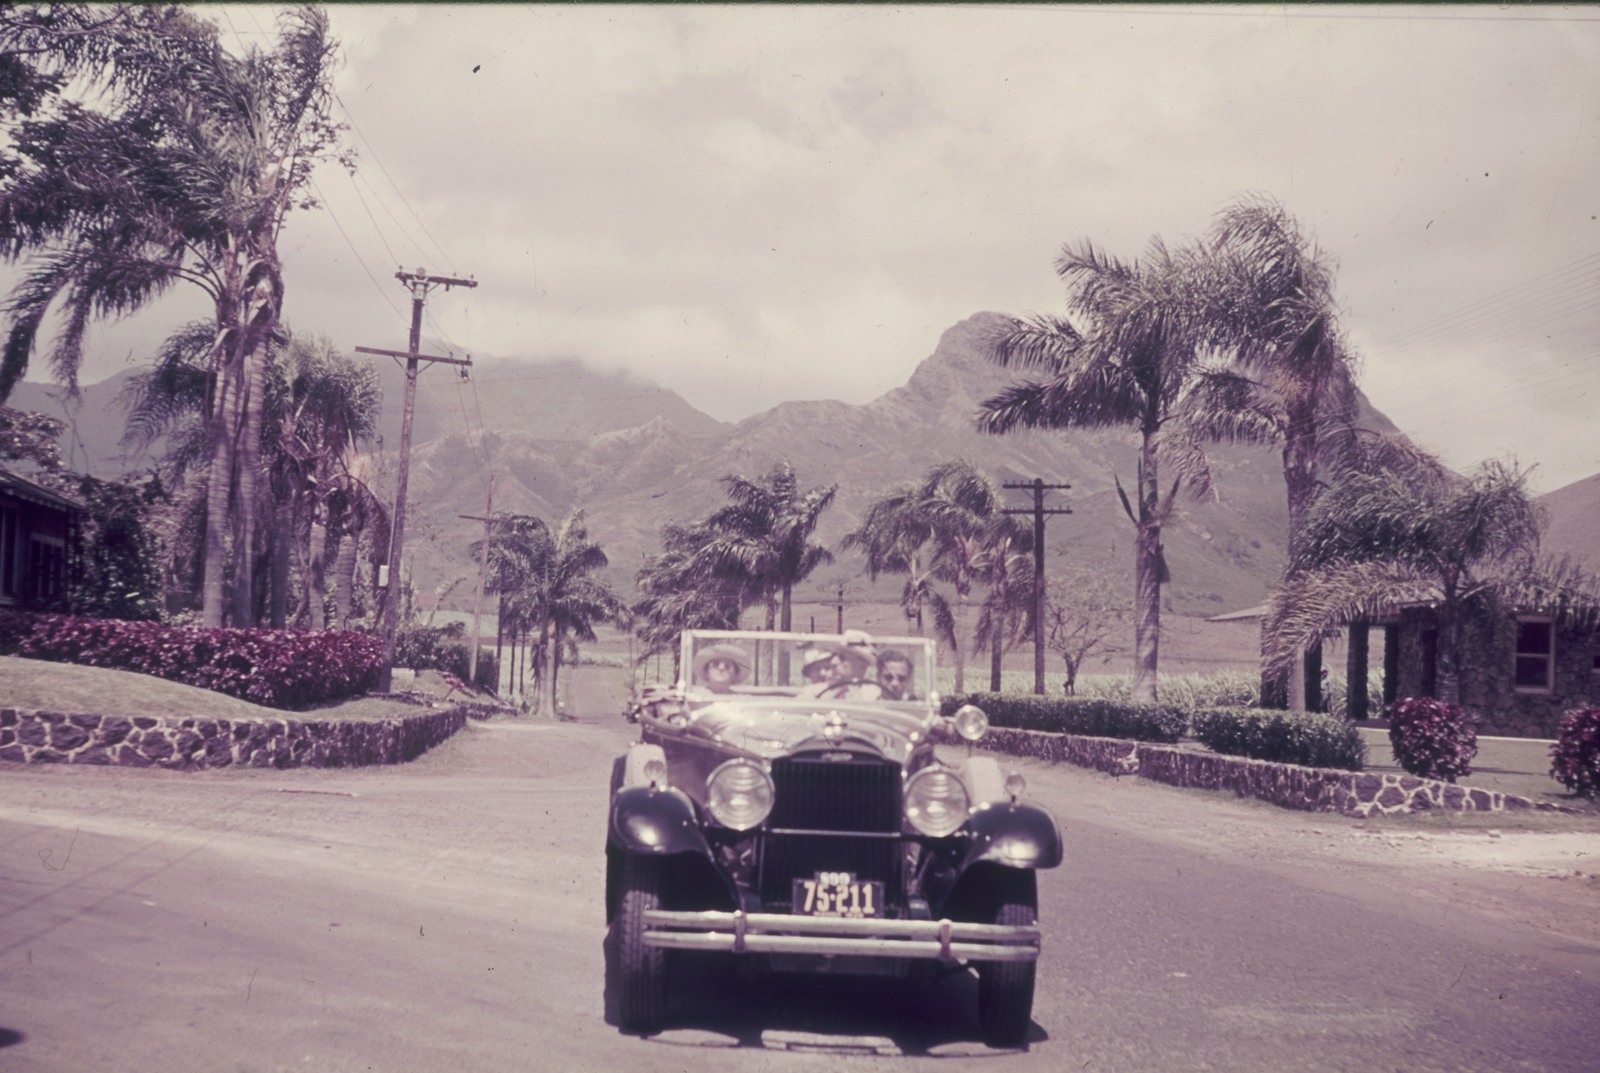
[1549,707,1600,799]
[8,614,385,710]
[1386,696,1478,782]
[940,692,1189,743]
[1190,706,1366,771]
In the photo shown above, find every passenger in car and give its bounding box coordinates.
[799,646,834,688]
[875,650,914,700]
[806,631,881,699]
[692,643,752,694]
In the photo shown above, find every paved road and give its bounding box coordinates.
[2,667,1598,1072]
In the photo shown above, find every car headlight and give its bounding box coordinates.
[706,759,774,831]
[952,704,989,742]
[904,766,971,837]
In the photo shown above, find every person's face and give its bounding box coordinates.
[705,658,737,688]
[823,655,849,682]
[877,660,912,699]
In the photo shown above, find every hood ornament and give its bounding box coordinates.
[822,711,848,744]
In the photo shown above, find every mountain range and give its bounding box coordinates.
[10,312,1594,619]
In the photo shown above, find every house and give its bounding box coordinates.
[0,466,81,610]
[1209,603,1598,739]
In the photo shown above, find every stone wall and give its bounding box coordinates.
[981,727,1574,817]
[0,705,468,769]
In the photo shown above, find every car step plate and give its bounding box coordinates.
[760,1030,900,1056]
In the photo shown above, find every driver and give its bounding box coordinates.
[805,631,881,700]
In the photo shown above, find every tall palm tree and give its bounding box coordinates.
[0,5,348,627]
[470,513,550,695]
[981,238,1216,702]
[696,460,836,634]
[1186,195,1366,708]
[1264,459,1585,706]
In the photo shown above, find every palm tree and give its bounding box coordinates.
[973,516,1035,692]
[1184,195,1366,708]
[1264,459,1583,706]
[0,5,348,627]
[845,460,1008,693]
[470,513,550,696]
[698,460,835,633]
[981,239,1216,702]
[525,510,627,716]
[634,521,745,673]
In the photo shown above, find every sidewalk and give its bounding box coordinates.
[1354,724,1597,813]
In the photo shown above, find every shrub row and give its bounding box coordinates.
[1191,706,1366,771]
[7,613,385,710]
[940,692,1189,744]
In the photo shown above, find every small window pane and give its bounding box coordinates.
[1514,656,1550,689]
[1516,619,1552,656]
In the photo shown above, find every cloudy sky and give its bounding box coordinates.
[34,3,1600,493]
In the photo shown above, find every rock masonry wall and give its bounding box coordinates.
[0,705,467,769]
[981,727,1574,817]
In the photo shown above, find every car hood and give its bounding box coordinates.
[684,699,939,766]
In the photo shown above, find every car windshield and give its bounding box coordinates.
[680,629,935,706]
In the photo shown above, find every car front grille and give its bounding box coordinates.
[758,753,903,908]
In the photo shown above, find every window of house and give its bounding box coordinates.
[1514,617,1554,692]
[0,506,17,600]
[27,534,64,603]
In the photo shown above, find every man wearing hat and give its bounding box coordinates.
[804,630,882,699]
[692,642,752,694]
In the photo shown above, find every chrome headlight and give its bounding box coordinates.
[952,704,989,742]
[904,765,971,837]
[706,759,774,831]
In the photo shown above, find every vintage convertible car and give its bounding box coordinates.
[605,629,1062,1045]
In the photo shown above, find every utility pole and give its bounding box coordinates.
[461,474,495,690]
[357,268,478,692]
[1003,478,1071,695]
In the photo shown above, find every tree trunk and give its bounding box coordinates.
[200,354,238,628]
[269,492,292,628]
[1131,438,1161,703]
[952,593,968,694]
[989,617,1003,692]
[229,339,269,628]
[307,501,328,630]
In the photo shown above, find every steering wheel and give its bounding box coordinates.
[819,677,873,699]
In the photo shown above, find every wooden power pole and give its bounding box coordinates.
[357,268,477,692]
[1003,478,1071,695]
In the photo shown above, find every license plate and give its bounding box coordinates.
[792,871,883,918]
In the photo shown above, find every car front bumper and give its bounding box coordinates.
[641,909,1040,962]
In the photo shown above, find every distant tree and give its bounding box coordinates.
[698,459,835,632]
[634,521,745,673]
[0,404,65,474]
[846,460,1008,693]
[66,471,167,621]
[527,510,628,716]
[971,516,1034,692]
[1044,569,1129,695]
[982,238,1217,702]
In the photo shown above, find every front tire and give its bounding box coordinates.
[613,854,667,1034]
[976,869,1037,1048]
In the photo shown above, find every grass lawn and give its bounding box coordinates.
[0,656,442,722]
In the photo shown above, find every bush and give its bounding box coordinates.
[395,623,498,692]
[940,692,1188,743]
[13,614,385,710]
[0,608,35,654]
[1191,706,1366,771]
[1386,696,1478,782]
[1550,707,1600,798]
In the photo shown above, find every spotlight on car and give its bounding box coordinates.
[904,766,971,837]
[706,759,774,831]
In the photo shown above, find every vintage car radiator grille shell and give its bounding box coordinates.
[758,754,903,908]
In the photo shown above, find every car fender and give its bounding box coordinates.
[959,801,1063,871]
